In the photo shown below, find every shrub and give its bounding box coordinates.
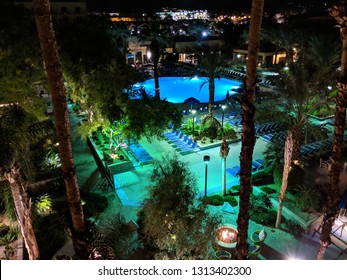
[72,104,81,112]
[250,193,273,212]
[223,196,238,207]
[34,213,66,259]
[0,225,18,246]
[249,193,276,226]
[0,184,16,221]
[287,165,306,194]
[284,219,305,238]
[200,115,219,139]
[80,189,108,218]
[293,183,325,211]
[260,186,277,195]
[222,124,237,140]
[250,209,278,226]
[227,185,240,195]
[0,225,10,237]
[202,194,238,207]
[252,170,274,185]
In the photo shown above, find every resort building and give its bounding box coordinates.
[233,41,286,67]
[15,0,87,19]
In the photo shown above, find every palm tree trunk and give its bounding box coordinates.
[208,79,215,116]
[276,131,293,228]
[317,2,347,260]
[223,157,227,196]
[154,62,160,99]
[4,166,40,260]
[235,0,264,260]
[33,0,87,258]
[291,124,302,161]
[220,137,229,196]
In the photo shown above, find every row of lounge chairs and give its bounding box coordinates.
[258,79,273,87]
[222,68,246,79]
[128,142,153,164]
[228,119,242,127]
[226,159,267,177]
[182,104,228,115]
[260,131,286,143]
[163,129,200,153]
[255,122,281,135]
[300,139,332,157]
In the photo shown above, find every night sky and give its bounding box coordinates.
[86,0,336,13]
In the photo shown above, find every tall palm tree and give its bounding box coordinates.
[195,45,226,116]
[33,0,88,258]
[276,62,327,161]
[235,0,264,260]
[138,22,170,99]
[262,27,303,64]
[317,2,347,260]
[220,137,230,196]
[0,105,52,260]
[276,41,339,160]
[275,131,293,228]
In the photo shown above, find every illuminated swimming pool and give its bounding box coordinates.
[133,76,241,103]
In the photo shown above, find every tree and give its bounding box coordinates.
[317,1,347,260]
[33,0,88,258]
[275,131,293,228]
[139,154,220,259]
[57,17,181,143]
[0,105,53,259]
[0,2,46,116]
[91,214,132,260]
[220,137,230,196]
[195,45,226,116]
[138,22,171,99]
[235,0,264,260]
[276,62,328,161]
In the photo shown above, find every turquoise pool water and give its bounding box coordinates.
[133,76,241,103]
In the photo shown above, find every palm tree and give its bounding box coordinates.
[0,105,52,260]
[316,2,347,260]
[262,27,303,64]
[33,0,88,258]
[138,22,170,99]
[276,57,338,161]
[219,137,230,196]
[235,0,264,260]
[275,131,293,228]
[195,45,226,116]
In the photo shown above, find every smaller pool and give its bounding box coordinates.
[133,76,241,103]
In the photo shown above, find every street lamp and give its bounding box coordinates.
[192,109,197,136]
[203,155,210,197]
[221,104,226,134]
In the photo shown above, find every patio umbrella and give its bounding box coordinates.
[184,96,200,105]
[184,97,200,112]
[231,86,243,93]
